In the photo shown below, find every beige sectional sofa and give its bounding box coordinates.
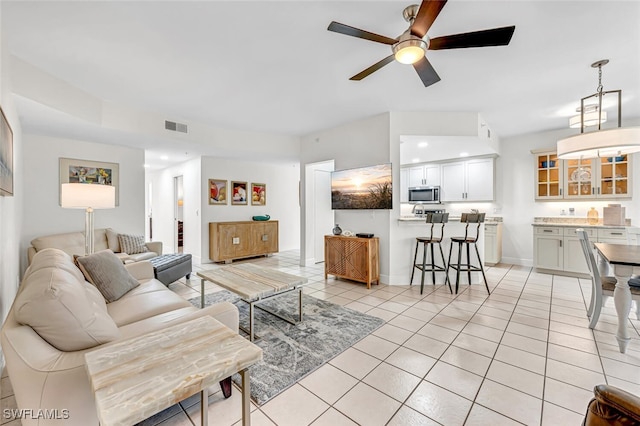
[1,248,238,426]
[27,228,161,265]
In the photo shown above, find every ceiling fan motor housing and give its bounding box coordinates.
[393,30,428,64]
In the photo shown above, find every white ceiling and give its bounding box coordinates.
[3,1,640,167]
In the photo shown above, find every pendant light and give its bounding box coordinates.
[557,60,640,159]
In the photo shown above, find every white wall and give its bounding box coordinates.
[147,158,201,260]
[500,121,640,266]
[21,135,146,267]
[0,9,24,361]
[300,113,392,278]
[200,156,300,261]
[148,156,300,265]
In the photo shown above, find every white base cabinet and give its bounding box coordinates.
[484,223,502,265]
[533,225,627,275]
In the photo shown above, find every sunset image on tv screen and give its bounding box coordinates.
[331,163,392,210]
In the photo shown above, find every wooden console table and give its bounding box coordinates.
[85,316,262,426]
[209,220,278,263]
[324,235,380,289]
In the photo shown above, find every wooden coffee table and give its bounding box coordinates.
[85,316,262,426]
[197,264,308,341]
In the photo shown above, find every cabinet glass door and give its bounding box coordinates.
[536,153,561,199]
[565,158,595,198]
[599,155,629,197]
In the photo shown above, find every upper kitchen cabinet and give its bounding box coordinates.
[535,152,562,199]
[408,164,441,187]
[533,150,632,200]
[598,155,631,198]
[441,157,494,202]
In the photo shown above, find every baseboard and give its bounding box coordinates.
[501,256,533,267]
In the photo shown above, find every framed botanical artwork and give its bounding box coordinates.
[0,106,14,196]
[251,183,266,206]
[59,157,120,205]
[208,179,227,205]
[231,181,248,205]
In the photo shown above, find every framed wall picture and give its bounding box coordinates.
[251,183,266,206]
[208,179,227,205]
[59,157,120,205]
[0,106,14,196]
[231,181,248,205]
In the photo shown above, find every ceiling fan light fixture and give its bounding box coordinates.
[393,39,426,64]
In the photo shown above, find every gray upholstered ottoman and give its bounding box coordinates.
[149,254,192,286]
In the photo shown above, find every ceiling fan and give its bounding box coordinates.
[327,0,515,87]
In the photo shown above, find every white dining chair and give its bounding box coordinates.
[576,229,640,329]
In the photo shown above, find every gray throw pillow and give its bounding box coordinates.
[118,233,148,255]
[76,249,140,302]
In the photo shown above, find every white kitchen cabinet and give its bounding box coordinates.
[533,225,627,275]
[533,227,563,270]
[441,158,494,202]
[484,223,502,265]
[532,151,632,201]
[407,164,440,187]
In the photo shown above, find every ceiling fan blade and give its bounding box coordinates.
[413,56,441,87]
[328,21,397,45]
[350,55,395,81]
[411,0,448,38]
[429,25,516,50]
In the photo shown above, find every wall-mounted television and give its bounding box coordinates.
[331,163,392,210]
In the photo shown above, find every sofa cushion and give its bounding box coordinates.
[13,248,120,351]
[105,228,121,253]
[126,251,157,262]
[31,229,110,257]
[76,250,140,302]
[118,233,148,255]
[106,280,192,326]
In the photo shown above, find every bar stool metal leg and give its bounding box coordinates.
[410,240,419,285]
[439,243,452,293]
[474,242,490,293]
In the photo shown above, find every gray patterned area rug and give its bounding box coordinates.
[188,290,384,405]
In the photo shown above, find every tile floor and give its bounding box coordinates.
[3,250,640,426]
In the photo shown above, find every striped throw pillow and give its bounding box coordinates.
[118,234,148,255]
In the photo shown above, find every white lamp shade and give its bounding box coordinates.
[557,127,640,159]
[61,183,116,209]
[568,110,607,128]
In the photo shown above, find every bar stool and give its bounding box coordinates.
[410,212,452,294]
[446,212,490,294]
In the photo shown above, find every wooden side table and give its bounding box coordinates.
[85,316,262,426]
[324,235,380,289]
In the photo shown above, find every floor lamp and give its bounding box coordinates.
[61,183,116,255]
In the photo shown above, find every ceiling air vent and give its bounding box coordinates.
[165,120,188,134]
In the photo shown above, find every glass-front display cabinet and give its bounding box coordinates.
[599,155,630,197]
[564,157,596,199]
[535,152,562,199]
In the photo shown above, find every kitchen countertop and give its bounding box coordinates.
[532,217,631,228]
[398,216,503,223]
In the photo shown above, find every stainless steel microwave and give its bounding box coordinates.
[408,186,441,204]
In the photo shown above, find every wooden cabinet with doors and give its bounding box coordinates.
[324,235,379,289]
[209,221,279,263]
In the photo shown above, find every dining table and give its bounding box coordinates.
[594,242,640,353]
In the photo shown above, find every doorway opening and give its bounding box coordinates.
[174,176,184,254]
[304,160,334,264]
